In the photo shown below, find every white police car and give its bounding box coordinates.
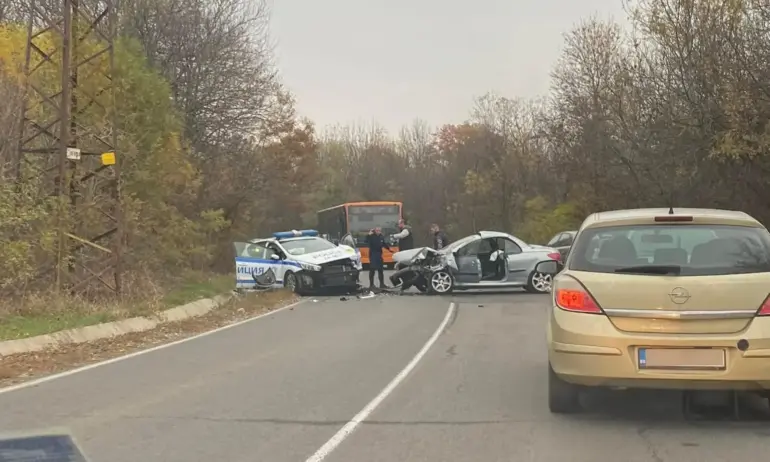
[233,229,362,294]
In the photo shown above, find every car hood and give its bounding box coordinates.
[392,247,438,264]
[292,245,359,264]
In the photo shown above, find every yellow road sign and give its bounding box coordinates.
[101,152,116,165]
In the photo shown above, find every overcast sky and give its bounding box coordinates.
[270,0,627,134]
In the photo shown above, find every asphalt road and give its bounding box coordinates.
[1,284,770,461]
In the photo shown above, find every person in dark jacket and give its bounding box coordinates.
[366,227,390,289]
[430,223,450,250]
[392,219,413,251]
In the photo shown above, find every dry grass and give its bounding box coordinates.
[0,289,298,386]
[0,271,234,341]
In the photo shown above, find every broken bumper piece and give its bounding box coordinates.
[296,268,360,293]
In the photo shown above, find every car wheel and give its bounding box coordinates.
[284,272,300,294]
[527,270,553,294]
[548,363,582,414]
[428,270,454,294]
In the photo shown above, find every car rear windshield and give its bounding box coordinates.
[569,224,770,276]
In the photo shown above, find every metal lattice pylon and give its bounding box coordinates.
[15,0,123,295]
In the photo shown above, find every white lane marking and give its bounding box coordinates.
[305,302,456,462]
[0,298,307,395]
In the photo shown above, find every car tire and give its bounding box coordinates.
[548,363,582,414]
[284,272,302,295]
[428,270,454,294]
[526,270,553,294]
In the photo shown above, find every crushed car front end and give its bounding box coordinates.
[390,247,449,291]
[292,257,360,292]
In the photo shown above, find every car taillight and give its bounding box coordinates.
[555,288,603,314]
[756,295,770,316]
[547,252,561,261]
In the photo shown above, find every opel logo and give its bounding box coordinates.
[669,287,691,304]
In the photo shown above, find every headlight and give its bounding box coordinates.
[300,262,322,272]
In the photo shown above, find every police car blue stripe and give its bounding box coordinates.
[235,256,302,267]
[236,280,283,284]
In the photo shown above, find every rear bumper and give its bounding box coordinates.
[548,307,770,390]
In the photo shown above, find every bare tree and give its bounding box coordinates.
[119,0,280,151]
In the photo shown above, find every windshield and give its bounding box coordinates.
[444,235,478,252]
[280,238,336,256]
[348,205,400,236]
[570,224,770,276]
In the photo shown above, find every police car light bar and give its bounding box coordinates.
[273,229,319,239]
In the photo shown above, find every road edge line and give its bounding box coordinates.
[0,298,307,396]
[304,301,457,462]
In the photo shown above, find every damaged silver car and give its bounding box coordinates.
[389,231,562,294]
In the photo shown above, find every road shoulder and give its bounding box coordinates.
[0,290,298,387]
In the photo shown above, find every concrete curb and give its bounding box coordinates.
[0,293,234,357]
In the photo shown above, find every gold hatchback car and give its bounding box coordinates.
[533,208,770,413]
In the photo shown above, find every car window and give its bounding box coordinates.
[584,234,613,260]
[498,237,522,254]
[265,243,282,259]
[456,239,482,256]
[557,233,575,247]
[446,235,479,253]
[547,233,563,246]
[478,239,494,253]
[570,224,770,276]
[237,242,268,258]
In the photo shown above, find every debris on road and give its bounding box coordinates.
[299,284,426,302]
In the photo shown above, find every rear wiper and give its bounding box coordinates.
[614,265,681,275]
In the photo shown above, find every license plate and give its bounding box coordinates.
[638,348,726,370]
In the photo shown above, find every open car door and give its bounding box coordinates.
[233,241,280,290]
[452,237,483,283]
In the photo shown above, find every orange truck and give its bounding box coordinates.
[317,201,403,267]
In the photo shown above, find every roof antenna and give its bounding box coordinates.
[668,190,675,215]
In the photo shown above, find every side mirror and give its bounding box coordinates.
[270,254,281,261]
[535,260,559,274]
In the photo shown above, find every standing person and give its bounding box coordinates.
[392,219,414,251]
[366,227,390,289]
[430,223,450,250]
